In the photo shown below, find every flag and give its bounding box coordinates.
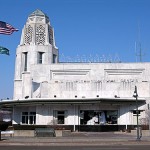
[0,21,18,35]
[0,46,9,55]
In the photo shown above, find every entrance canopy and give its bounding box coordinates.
[0,97,146,108]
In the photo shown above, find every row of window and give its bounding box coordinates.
[21,110,140,125]
[23,52,57,71]
[21,111,65,125]
[21,110,118,125]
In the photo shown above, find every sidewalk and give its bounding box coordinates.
[1,132,150,146]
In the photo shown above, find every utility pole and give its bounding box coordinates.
[133,86,141,141]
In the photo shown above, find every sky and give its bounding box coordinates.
[0,0,150,99]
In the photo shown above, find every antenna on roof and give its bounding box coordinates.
[135,22,145,62]
[135,42,143,62]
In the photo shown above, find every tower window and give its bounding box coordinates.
[23,52,28,71]
[38,52,44,64]
[48,26,54,45]
[53,54,57,63]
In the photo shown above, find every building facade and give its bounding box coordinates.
[1,10,150,131]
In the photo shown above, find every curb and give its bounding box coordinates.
[1,139,150,146]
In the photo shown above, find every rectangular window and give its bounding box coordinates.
[38,52,44,64]
[80,110,118,125]
[22,112,28,124]
[23,52,28,71]
[49,26,54,45]
[57,111,65,124]
[53,54,57,63]
[29,112,36,124]
[21,112,36,125]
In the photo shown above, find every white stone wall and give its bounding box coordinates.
[12,10,150,126]
[25,62,150,99]
[13,62,150,125]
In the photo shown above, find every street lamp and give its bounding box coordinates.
[133,86,141,141]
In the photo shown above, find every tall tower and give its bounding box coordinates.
[14,9,58,99]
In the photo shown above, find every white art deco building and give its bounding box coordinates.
[1,10,150,131]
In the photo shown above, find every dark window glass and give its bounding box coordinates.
[57,111,65,124]
[38,52,43,64]
[24,52,28,71]
[22,112,36,124]
[53,54,57,63]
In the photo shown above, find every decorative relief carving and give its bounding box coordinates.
[65,81,77,91]
[36,17,44,22]
[51,70,90,79]
[53,79,138,83]
[29,18,34,21]
[105,69,144,76]
[36,25,46,45]
[52,78,142,92]
[24,25,33,44]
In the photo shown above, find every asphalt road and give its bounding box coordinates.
[0,145,150,150]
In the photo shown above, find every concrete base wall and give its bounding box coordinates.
[14,130,35,137]
[55,130,71,137]
[14,130,71,137]
[131,130,150,136]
